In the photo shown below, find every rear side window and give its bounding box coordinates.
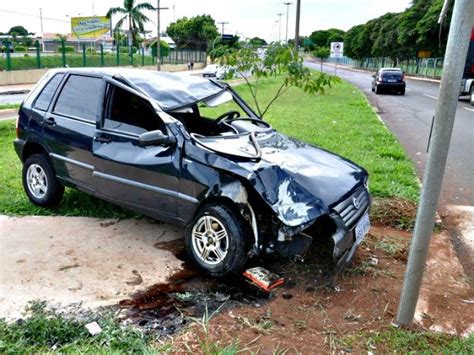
[34,73,64,111]
[54,75,102,122]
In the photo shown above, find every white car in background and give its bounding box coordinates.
[202,64,219,77]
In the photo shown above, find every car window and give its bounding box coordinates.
[103,85,165,135]
[54,75,102,122]
[34,73,64,111]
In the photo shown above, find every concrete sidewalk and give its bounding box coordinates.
[0,215,184,320]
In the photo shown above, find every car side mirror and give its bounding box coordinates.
[138,130,176,147]
[372,74,376,78]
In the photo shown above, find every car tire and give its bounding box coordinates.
[22,153,64,208]
[371,86,375,92]
[185,204,248,277]
[375,85,380,94]
[400,88,405,95]
[470,85,473,106]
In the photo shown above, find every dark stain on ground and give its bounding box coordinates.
[118,238,339,336]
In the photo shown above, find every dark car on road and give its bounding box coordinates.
[14,68,371,277]
[371,68,406,95]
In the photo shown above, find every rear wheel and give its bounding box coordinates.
[22,153,64,208]
[400,88,405,95]
[185,204,248,277]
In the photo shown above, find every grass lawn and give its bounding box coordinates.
[1,301,472,353]
[0,103,20,110]
[0,77,419,217]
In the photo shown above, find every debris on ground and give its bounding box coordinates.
[85,321,102,336]
[243,267,285,292]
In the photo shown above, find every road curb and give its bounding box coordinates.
[0,90,30,96]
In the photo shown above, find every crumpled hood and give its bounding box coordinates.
[187,131,367,227]
[256,132,365,207]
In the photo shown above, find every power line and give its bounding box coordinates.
[0,8,70,24]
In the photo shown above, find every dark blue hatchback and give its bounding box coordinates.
[14,68,370,277]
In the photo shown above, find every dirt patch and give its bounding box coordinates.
[160,226,471,353]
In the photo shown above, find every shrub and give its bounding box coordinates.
[57,46,75,53]
[85,47,97,54]
[119,46,137,54]
[14,46,27,52]
[150,40,170,58]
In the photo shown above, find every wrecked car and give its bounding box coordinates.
[14,68,371,277]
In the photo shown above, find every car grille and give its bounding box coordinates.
[332,186,370,229]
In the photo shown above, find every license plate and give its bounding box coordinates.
[355,213,370,244]
[387,79,397,82]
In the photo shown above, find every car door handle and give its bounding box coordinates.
[94,134,111,143]
[44,117,56,126]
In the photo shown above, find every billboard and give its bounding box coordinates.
[71,16,111,38]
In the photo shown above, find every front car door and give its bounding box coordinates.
[92,78,181,223]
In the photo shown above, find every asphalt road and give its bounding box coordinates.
[305,60,474,209]
[0,93,25,105]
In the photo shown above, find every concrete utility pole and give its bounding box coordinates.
[396,0,474,326]
[39,8,45,52]
[277,13,283,42]
[283,2,292,44]
[294,0,301,52]
[156,0,169,71]
[217,21,229,36]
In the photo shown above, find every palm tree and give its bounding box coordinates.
[106,0,155,55]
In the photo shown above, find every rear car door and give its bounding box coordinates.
[43,74,103,192]
[92,79,180,222]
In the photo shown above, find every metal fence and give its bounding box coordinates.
[325,56,444,79]
[0,42,206,71]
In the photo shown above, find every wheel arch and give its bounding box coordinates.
[190,177,263,255]
[21,140,49,162]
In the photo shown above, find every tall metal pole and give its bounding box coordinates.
[294,0,301,52]
[283,2,292,44]
[39,8,45,52]
[396,0,474,326]
[277,13,283,43]
[156,0,161,71]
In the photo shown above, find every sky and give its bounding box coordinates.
[0,0,412,41]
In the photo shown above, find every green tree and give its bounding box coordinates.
[106,0,155,55]
[249,37,267,46]
[309,28,345,49]
[219,42,337,117]
[415,0,453,56]
[344,24,366,59]
[313,47,330,71]
[166,15,219,50]
[8,26,29,36]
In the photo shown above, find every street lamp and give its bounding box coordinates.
[217,21,229,36]
[156,0,169,71]
[283,2,292,44]
[276,13,283,43]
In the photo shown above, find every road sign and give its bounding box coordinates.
[330,42,344,58]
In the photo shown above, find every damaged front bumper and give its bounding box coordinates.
[273,185,371,274]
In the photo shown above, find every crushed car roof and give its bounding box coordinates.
[48,68,225,111]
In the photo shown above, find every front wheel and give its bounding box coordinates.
[185,204,248,277]
[22,153,64,208]
[375,85,380,94]
[400,88,405,95]
[470,85,473,106]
